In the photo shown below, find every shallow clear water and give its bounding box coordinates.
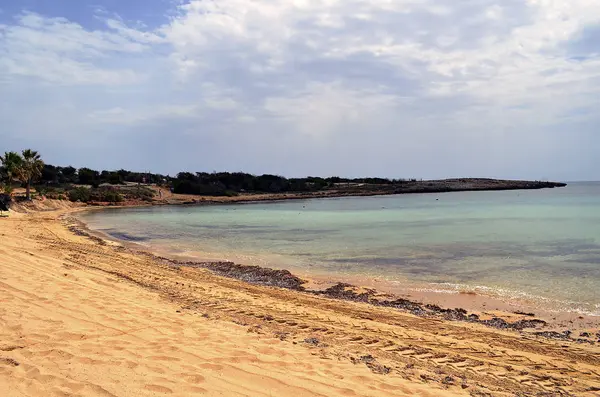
[81,183,600,315]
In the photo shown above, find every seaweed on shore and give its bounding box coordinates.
[64,219,107,246]
[179,261,307,291]
[313,283,549,332]
[317,283,372,302]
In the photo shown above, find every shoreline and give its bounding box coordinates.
[76,178,568,208]
[70,209,600,340]
[2,206,600,396]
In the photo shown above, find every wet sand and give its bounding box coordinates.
[1,205,600,396]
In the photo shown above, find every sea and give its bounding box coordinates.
[79,182,600,316]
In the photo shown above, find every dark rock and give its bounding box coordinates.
[304,338,320,346]
[356,355,390,375]
[369,364,391,375]
[513,311,535,317]
[442,376,455,385]
[359,355,375,364]
[0,194,11,212]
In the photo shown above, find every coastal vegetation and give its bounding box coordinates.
[1,151,153,203]
[1,149,567,205]
[39,163,412,195]
[2,150,421,200]
[0,149,44,200]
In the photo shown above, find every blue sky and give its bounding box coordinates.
[1,0,599,180]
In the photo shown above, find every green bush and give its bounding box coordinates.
[67,186,124,203]
[68,187,91,202]
[38,186,67,200]
[90,187,123,203]
[35,185,49,197]
[110,192,123,202]
[120,187,155,201]
[101,190,123,203]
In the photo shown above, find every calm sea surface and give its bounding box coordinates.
[80,183,600,315]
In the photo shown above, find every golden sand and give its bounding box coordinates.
[1,206,599,396]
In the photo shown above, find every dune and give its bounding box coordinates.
[1,207,599,396]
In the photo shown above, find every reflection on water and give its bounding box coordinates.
[81,183,600,315]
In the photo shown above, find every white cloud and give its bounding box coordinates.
[155,0,600,139]
[88,104,201,125]
[104,18,165,45]
[0,12,158,85]
[160,0,600,104]
[1,1,599,179]
[263,82,401,139]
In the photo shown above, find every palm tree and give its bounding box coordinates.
[0,151,23,194]
[19,149,44,200]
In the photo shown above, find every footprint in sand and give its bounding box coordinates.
[144,384,173,394]
[145,365,166,375]
[121,360,139,369]
[148,355,181,362]
[187,386,208,393]
[183,374,205,384]
[198,363,224,371]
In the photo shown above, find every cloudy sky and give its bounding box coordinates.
[1,0,599,180]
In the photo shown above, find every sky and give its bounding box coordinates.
[0,1,599,180]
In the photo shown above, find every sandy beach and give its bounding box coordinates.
[1,205,600,396]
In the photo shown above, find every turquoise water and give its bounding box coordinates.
[81,183,600,315]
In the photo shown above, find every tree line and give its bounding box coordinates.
[171,172,412,196]
[2,150,416,199]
